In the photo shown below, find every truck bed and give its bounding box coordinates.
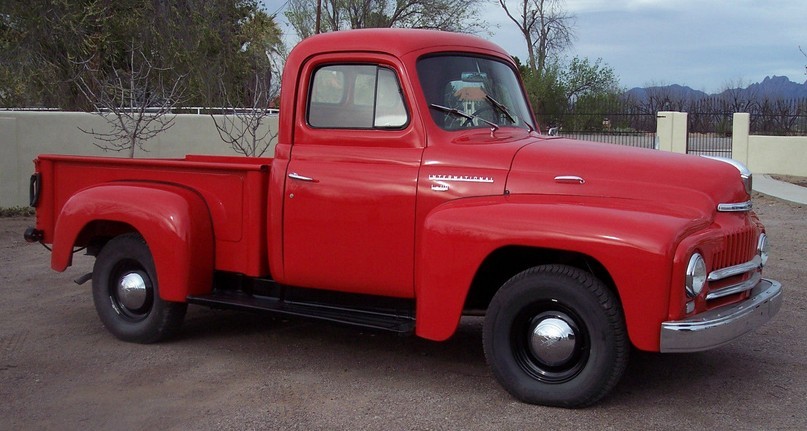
[33,154,273,276]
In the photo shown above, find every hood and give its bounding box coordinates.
[505,138,749,219]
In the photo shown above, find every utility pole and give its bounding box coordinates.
[316,0,322,34]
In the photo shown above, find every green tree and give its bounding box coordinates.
[523,56,620,131]
[284,0,485,40]
[522,61,565,120]
[0,8,25,106]
[0,0,283,109]
[562,57,619,104]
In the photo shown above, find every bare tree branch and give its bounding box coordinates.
[211,69,278,157]
[73,42,186,157]
[497,0,575,74]
[801,46,807,76]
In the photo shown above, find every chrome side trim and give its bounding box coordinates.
[717,201,753,212]
[706,272,761,300]
[708,255,761,281]
[428,174,494,183]
[554,176,585,184]
[702,156,753,194]
[660,279,782,353]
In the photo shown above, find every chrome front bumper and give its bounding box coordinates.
[659,279,782,353]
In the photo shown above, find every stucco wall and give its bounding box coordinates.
[0,111,278,207]
[2,110,805,208]
[731,113,807,176]
[655,111,687,153]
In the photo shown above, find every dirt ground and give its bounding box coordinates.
[772,175,807,188]
[1,194,805,431]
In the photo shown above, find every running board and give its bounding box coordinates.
[187,290,416,334]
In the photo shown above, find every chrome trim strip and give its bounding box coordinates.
[708,255,761,281]
[701,156,753,194]
[717,201,753,212]
[660,279,782,353]
[706,272,761,300]
[554,176,585,184]
[701,156,752,178]
[428,174,494,183]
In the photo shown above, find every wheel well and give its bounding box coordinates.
[464,246,617,312]
[74,220,138,256]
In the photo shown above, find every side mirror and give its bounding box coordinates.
[548,127,559,136]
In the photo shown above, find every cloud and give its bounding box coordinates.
[261,0,807,91]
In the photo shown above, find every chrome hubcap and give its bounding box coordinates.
[116,272,148,310]
[528,316,577,367]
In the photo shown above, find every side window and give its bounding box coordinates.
[308,65,409,129]
[374,68,407,128]
[311,68,345,104]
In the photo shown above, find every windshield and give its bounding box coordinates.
[417,55,535,131]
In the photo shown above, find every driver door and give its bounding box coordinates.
[282,61,423,298]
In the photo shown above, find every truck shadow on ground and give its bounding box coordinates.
[175,306,769,407]
[179,307,486,366]
[604,347,769,407]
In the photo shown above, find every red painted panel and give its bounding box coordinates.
[35,154,271,277]
[282,144,422,297]
[51,183,214,301]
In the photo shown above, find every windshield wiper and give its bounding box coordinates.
[484,95,516,124]
[484,95,534,133]
[429,104,499,131]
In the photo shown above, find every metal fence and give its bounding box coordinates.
[542,96,807,157]
[540,105,657,149]
[750,98,807,136]
[684,98,807,156]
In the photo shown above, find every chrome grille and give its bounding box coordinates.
[706,226,760,303]
[711,226,756,270]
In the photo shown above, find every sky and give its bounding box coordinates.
[261,0,807,93]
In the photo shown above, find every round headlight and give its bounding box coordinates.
[686,253,707,298]
[757,234,769,267]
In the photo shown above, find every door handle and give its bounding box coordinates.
[288,172,318,183]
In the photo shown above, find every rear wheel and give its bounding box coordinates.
[483,265,628,407]
[92,233,186,343]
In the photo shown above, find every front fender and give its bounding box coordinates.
[52,183,215,302]
[414,194,709,350]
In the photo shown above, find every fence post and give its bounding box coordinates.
[656,111,688,154]
[732,113,750,165]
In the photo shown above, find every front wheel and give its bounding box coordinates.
[483,265,629,407]
[92,233,187,343]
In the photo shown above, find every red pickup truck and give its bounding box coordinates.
[25,29,781,407]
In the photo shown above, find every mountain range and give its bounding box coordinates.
[626,76,807,102]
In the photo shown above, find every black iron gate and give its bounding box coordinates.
[686,111,733,157]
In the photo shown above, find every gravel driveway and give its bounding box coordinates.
[1,194,804,430]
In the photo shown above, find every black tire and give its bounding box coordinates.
[92,233,187,343]
[483,264,629,408]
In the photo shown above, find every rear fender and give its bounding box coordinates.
[415,195,702,350]
[52,183,215,301]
